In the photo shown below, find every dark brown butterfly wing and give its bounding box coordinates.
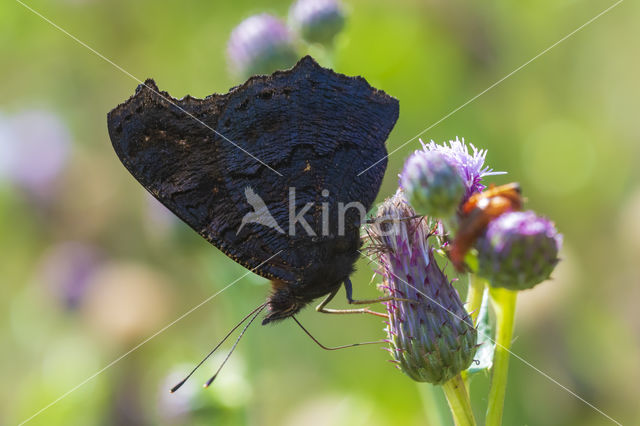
[107,56,398,284]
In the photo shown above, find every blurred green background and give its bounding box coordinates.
[1,0,639,425]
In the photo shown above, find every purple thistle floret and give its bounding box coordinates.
[289,0,346,46]
[367,190,477,384]
[227,14,299,78]
[422,137,504,201]
[476,211,562,290]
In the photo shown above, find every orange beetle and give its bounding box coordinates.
[449,183,523,271]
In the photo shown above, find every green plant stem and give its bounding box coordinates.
[486,287,518,426]
[418,384,446,426]
[442,374,476,426]
[466,274,487,326]
[461,274,486,390]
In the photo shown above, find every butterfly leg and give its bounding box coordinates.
[315,288,387,318]
[293,316,386,351]
[344,277,355,303]
[343,278,414,305]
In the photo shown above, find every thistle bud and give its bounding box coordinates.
[400,151,465,219]
[289,0,346,47]
[227,14,298,78]
[476,211,562,290]
[367,190,477,384]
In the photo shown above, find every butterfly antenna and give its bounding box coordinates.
[170,302,266,393]
[292,316,385,351]
[203,303,267,388]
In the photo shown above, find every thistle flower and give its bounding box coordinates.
[399,150,465,219]
[227,14,299,78]
[289,0,346,47]
[368,190,477,384]
[0,109,71,201]
[476,211,562,290]
[37,241,103,310]
[422,137,504,201]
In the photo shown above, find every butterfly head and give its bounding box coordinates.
[262,282,306,325]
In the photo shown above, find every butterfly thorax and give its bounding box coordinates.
[261,236,361,324]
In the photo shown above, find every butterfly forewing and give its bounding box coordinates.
[107,56,398,285]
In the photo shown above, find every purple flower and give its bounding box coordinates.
[476,211,562,290]
[422,137,504,201]
[399,150,465,219]
[289,0,346,46]
[37,241,104,310]
[227,14,299,78]
[367,190,477,384]
[0,109,71,200]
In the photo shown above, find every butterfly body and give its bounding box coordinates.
[107,56,399,323]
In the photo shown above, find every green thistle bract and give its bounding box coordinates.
[400,151,465,219]
[368,190,477,384]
